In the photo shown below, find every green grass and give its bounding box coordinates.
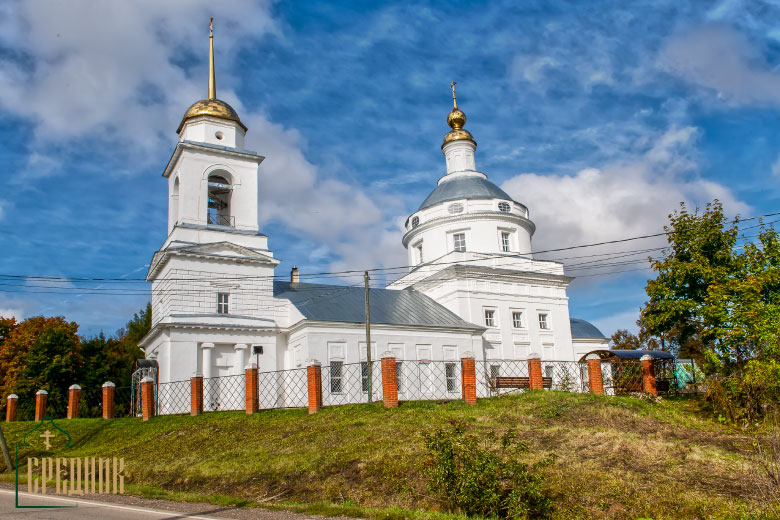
[0,392,776,520]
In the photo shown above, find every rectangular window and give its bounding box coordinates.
[545,365,554,379]
[330,361,343,393]
[484,309,496,327]
[216,293,229,314]
[453,233,466,252]
[396,361,404,393]
[445,362,457,392]
[538,313,549,330]
[512,311,524,328]
[361,361,369,393]
[490,364,500,380]
[501,232,511,252]
[416,243,424,264]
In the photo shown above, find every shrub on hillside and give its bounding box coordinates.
[422,421,553,520]
[705,360,780,425]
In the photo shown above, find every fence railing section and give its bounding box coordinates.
[156,379,190,415]
[204,374,244,412]
[401,360,462,401]
[259,368,308,409]
[322,361,382,406]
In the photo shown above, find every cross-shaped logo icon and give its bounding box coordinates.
[39,430,55,450]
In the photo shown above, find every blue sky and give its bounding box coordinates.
[1,0,780,337]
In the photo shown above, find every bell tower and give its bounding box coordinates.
[160,18,266,250]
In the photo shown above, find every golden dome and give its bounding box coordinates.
[442,81,476,149]
[176,98,247,133]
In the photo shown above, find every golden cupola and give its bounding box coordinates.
[442,81,476,149]
[177,19,247,134]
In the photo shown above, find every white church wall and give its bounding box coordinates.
[179,116,246,149]
[151,256,276,327]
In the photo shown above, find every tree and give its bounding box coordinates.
[610,329,641,350]
[0,316,82,416]
[641,201,738,361]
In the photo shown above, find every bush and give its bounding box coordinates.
[705,360,780,425]
[421,421,554,519]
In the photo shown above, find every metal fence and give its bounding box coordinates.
[400,360,462,401]
[2,358,702,422]
[322,361,383,406]
[259,368,308,409]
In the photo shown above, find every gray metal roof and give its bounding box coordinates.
[274,281,483,330]
[418,176,514,211]
[570,318,608,339]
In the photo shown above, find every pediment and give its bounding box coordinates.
[171,241,276,262]
[147,241,279,280]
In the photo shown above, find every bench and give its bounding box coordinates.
[489,376,552,390]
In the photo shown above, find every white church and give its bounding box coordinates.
[139,25,609,389]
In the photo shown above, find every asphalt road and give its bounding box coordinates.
[0,488,344,520]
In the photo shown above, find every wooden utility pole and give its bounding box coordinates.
[0,425,12,472]
[365,271,372,403]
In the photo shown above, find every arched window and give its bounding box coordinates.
[172,177,180,225]
[207,174,232,226]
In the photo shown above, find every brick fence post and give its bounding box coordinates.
[640,355,658,397]
[381,352,398,408]
[35,390,48,421]
[586,355,604,395]
[307,360,322,414]
[191,373,203,416]
[528,354,543,391]
[460,352,477,405]
[141,376,155,421]
[6,394,17,422]
[67,384,81,419]
[102,382,115,419]
[245,363,259,414]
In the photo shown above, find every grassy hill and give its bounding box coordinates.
[0,392,776,520]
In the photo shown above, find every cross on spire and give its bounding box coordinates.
[208,18,216,100]
[450,81,458,109]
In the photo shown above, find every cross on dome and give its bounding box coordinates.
[177,19,247,134]
[442,81,475,148]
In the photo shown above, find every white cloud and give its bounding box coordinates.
[660,24,780,107]
[0,1,407,278]
[0,0,275,154]
[501,125,751,263]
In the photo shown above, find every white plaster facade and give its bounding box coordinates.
[139,65,608,387]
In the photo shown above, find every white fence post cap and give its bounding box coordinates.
[381,351,395,359]
[102,381,115,388]
[36,389,48,395]
[192,372,203,378]
[585,354,601,361]
[528,353,541,359]
[307,359,321,366]
[7,394,17,400]
[245,361,258,370]
[460,351,475,359]
[640,354,653,361]
[141,376,155,383]
[69,384,81,390]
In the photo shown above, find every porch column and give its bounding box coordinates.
[201,343,214,411]
[201,343,215,379]
[234,344,248,375]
